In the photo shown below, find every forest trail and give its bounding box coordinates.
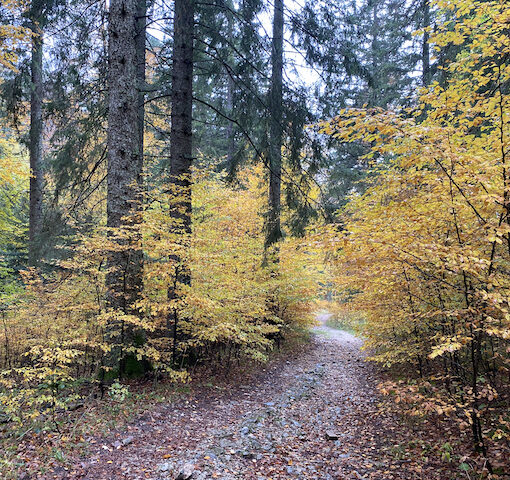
[313,312,359,344]
[66,315,429,480]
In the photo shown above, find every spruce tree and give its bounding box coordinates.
[28,0,44,266]
[167,0,194,361]
[105,0,144,375]
[266,0,284,249]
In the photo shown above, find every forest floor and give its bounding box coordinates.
[36,314,462,480]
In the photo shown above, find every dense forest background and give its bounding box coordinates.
[0,0,509,478]
[0,0,430,382]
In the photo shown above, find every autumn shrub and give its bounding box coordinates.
[0,137,28,298]
[0,166,317,428]
[0,259,104,426]
[318,0,510,470]
[142,166,318,365]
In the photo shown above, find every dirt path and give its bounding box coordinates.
[65,315,437,480]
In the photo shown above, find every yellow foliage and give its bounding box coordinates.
[318,0,510,453]
[0,0,32,72]
[0,165,318,425]
[141,165,318,363]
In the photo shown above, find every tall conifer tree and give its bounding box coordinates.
[28,0,44,265]
[266,0,284,250]
[167,0,194,360]
[105,0,144,374]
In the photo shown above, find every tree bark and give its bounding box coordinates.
[266,0,284,249]
[422,0,431,86]
[28,9,44,266]
[369,5,379,106]
[225,68,235,166]
[225,12,235,167]
[136,0,146,176]
[167,0,194,362]
[105,0,144,375]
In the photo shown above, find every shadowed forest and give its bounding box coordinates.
[0,0,509,478]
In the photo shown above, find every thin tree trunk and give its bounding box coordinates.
[225,11,235,167]
[167,0,194,363]
[422,0,431,86]
[105,0,144,376]
[225,70,235,166]
[266,0,284,250]
[369,5,379,106]
[28,13,44,266]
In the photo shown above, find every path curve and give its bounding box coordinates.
[63,314,437,480]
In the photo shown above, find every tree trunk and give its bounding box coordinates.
[225,68,235,166]
[167,0,194,362]
[422,0,431,86]
[369,5,379,106]
[28,11,44,266]
[136,0,146,175]
[225,12,235,167]
[266,0,284,250]
[105,0,144,375]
